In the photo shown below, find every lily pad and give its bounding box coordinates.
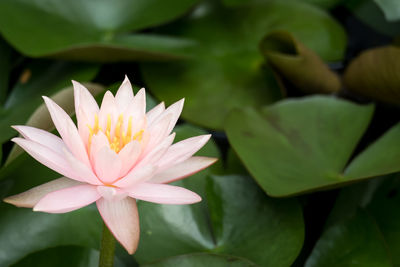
[12,246,127,267]
[0,0,199,61]
[141,0,346,129]
[260,31,341,94]
[305,209,392,267]
[343,45,400,104]
[0,38,13,104]
[0,203,102,267]
[222,0,343,9]
[0,60,99,145]
[306,174,400,266]
[135,175,304,266]
[143,253,257,267]
[226,96,400,196]
[346,0,400,36]
[374,0,400,21]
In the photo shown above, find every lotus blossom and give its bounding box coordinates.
[4,76,217,254]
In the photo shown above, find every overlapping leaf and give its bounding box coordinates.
[143,253,257,267]
[136,174,304,267]
[306,173,400,266]
[226,96,400,196]
[141,0,346,129]
[0,0,200,61]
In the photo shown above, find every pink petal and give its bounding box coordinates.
[96,186,128,201]
[12,138,83,182]
[149,157,218,184]
[72,80,99,121]
[76,107,90,147]
[151,99,184,135]
[146,102,165,126]
[136,133,175,168]
[121,88,146,133]
[12,125,64,153]
[118,140,142,177]
[98,91,118,132]
[43,96,90,167]
[144,113,172,153]
[97,197,140,254]
[3,177,82,208]
[93,147,122,184]
[115,76,134,112]
[34,185,100,213]
[63,148,101,185]
[128,183,201,204]
[158,134,211,171]
[89,132,110,161]
[114,164,156,188]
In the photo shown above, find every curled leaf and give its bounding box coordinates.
[260,31,341,94]
[344,45,400,104]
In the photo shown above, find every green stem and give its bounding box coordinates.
[99,223,116,267]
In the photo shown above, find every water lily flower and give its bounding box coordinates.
[4,77,217,254]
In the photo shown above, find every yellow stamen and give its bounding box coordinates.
[86,113,144,154]
[133,130,144,141]
[87,114,100,153]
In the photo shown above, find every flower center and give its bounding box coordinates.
[87,114,143,153]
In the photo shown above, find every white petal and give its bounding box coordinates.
[158,134,211,171]
[34,185,100,213]
[12,125,64,153]
[128,183,201,204]
[93,147,122,184]
[149,157,218,184]
[146,102,165,126]
[4,177,82,208]
[115,76,134,112]
[43,96,90,167]
[97,197,140,254]
[12,138,83,182]
[114,164,156,188]
[118,140,142,177]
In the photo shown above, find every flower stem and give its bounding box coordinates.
[99,223,116,267]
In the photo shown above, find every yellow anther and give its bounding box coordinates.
[126,117,133,139]
[133,130,144,141]
[86,113,144,154]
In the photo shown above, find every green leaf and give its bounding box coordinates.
[0,203,102,267]
[260,31,341,94]
[141,0,346,129]
[135,174,304,266]
[0,0,199,61]
[344,123,400,179]
[222,0,343,9]
[365,175,400,266]
[343,45,400,104]
[374,0,400,21]
[225,96,380,196]
[0,38,13,104]
[346,0,400,36]
[0,60,99,144]
[143,253,257,267]
[305,209,392,267]
[11,245,129,267]
[307,174,400,266]
[12,246,100,267]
